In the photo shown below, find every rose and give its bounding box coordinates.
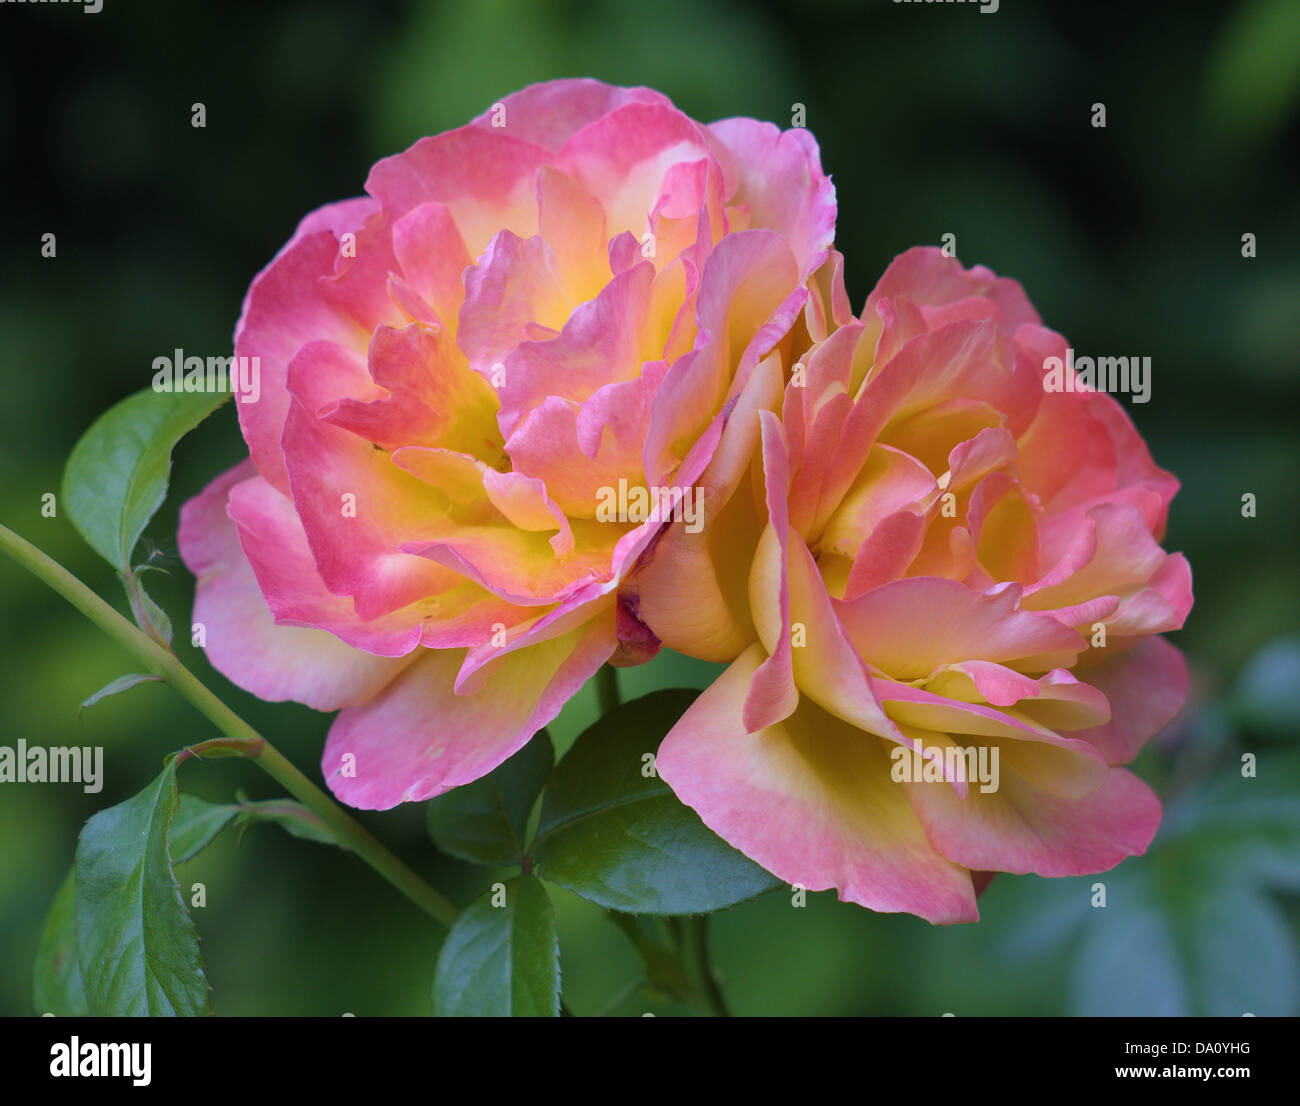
[178,79,837,810]
[642,247,1192,923]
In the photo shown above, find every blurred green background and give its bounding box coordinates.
[1,0,1297,1016]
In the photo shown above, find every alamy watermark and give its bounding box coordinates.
[50,1038,150,1087]
[152,349,261,404]
[3,0,101,12]
[1043,348,1151,403]
[893,0,999,14]
[0,740,102,793]
[595,478,703,534]
[890,739,1000,793]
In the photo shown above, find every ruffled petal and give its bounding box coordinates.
[178,462,414,710]
[322,609,616,809]
[658,646,980,924]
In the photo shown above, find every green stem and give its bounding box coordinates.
[0,523,459,930]
[607,911,729,1016]
[678,915,730,1017]
[597,663,620,715]
[607,911,689,1000]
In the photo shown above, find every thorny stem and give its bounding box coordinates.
[0,522,459,930]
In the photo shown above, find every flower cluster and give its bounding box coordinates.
[180,79,1189,921]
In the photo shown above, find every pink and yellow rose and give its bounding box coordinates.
[178,79,837,810]
[181,79,1191,924]
[644,246,1193,923]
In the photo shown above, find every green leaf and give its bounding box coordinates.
[1069,866,1300,1016]
[1184,885,1298,1015]
[1058,749,1300,1015]
[74,754,212,1015]
[33,870,88,1017]
[1070,874,1188,1016]
[36,792,233,1017]
[169,793,240,863]
[532,689,780,915]
[433,876,559,1017]
[1229,634,1300,732]
[1204,0,1300,145]
[46,775,334,1018]
[78,672,161,718]
[1165,750,1300,892]
[233,797,339,848]
[63,386,229,569]
[426,731,553,865]
[123,569,174,646]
